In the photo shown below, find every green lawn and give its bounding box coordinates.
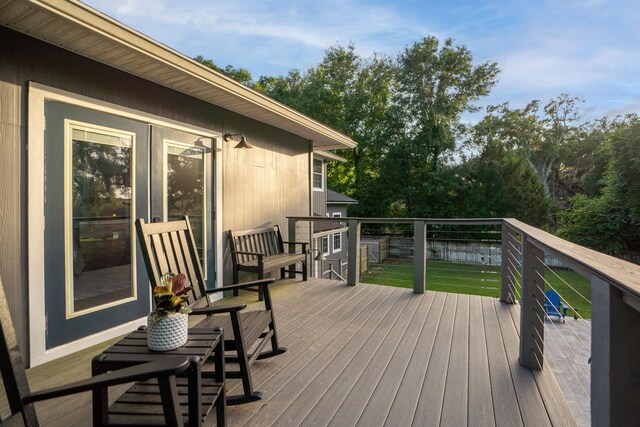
[361,260,592,319]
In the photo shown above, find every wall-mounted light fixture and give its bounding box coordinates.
[223,133,253,149]
[309,248,326,261]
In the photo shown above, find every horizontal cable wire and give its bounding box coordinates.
[536,255,592,305]
[535,292,591,351]
[535,270,592,329]
[508,275,522,301]
[508,240,522,255]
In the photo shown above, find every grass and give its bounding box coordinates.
[361,259,592,319]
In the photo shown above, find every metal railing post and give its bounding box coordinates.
[501,223,518,304]
[591,276,640,426]
[347,219,361,286]
[413,220,426,294]
[519,236,545,370]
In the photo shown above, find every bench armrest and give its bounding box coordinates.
[190,302,246,315]
[282,241,308,253]
[205,278,276,294]
[232,250,264,257]
[281,241,307,246]
[24,357,191,404]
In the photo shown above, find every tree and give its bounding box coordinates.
[557,117,640,253]
[471,94,583,228]
[380,37,499,217]
[258,45,397,216]
[193,55,254,86]
[460,142,548,226]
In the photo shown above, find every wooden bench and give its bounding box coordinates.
[228,226,308,293]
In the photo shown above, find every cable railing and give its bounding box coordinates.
[287,215,640,426]
[359,228,503,297]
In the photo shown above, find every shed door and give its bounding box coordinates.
[43,101,151,349]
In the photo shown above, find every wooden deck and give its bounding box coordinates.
[4,278,577,426]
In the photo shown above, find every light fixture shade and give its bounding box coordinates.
[234,135,253,149]
[314,252,326,261]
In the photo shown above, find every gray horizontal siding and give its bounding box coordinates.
[0,26,311,360]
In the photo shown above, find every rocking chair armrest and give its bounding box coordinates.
[204,278,276,294]
[23,357,191,404]
[190,302,247,315]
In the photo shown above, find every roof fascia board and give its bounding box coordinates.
[314,150,348,162]
[22,0,357,149]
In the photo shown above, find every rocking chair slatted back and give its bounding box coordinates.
[135,218,207,305]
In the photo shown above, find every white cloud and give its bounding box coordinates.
[83,0,640,120]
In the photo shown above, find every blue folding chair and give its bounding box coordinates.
[544,289,568,323]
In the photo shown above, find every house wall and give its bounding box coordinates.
[326,205,348,266]
[0,27,311,357]
[327,205,348,217]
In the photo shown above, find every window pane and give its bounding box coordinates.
[333,233,341,250]
[166,144,205,261]
[313,159,323,189]
[71,127,134,313]
[322,236,329,254]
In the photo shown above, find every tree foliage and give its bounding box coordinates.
[557,117,640,253]
[194,37,640,256]
[379,37,499,218]
[193,55,254,86]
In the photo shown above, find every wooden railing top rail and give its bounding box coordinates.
[287,216,503,226]
[504,218,640,302]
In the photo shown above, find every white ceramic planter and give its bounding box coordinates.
[147,313,188,351]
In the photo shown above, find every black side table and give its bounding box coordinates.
[92,327,225,427]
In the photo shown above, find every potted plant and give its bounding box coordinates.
[147,272,192,351]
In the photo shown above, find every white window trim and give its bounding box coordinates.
[64,120,138,318]
[332,212,342,217]
[333,232,342,253]
[313,159,324,191]
[27,82,224,367]
[321,235,330,256]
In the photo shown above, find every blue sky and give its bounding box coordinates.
[84,0,639,122]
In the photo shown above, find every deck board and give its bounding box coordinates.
[8,278,577,427]
[440,293,470,427]
[483,296,525,427]
[384,292,447,426]
[467,295,496,426]
[353,292,432,427]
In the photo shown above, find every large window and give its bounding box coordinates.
[313,159,324,191]
[67,122,136,315]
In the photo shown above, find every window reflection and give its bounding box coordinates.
[166,143,205,261]
[70,126,134,313]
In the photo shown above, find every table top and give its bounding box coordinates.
[95,327,222,366]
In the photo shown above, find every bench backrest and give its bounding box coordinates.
[228,226,284,264]
[135,216,208,306]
